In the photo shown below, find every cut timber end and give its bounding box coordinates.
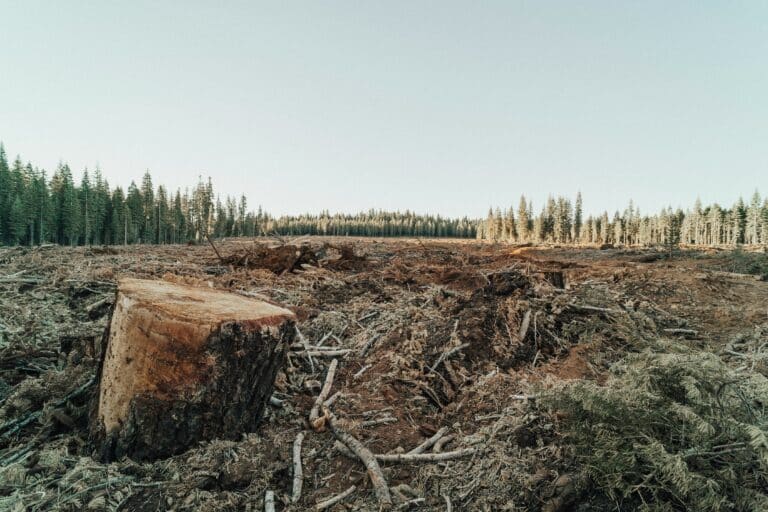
[91,278,295,462]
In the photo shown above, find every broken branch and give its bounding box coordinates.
[315,485,356,511]
[292,432,305,503]
[309,359,338,429]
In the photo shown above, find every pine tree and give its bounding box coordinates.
[51,163,81,246]
[140,171,156,243]
[0,144,9,243]
[746,191,761,244]
[517,195,529,242]
[573,192,583,243]
[733,197,747,245]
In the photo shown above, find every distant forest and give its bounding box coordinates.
[0,144,766,248]
[477,192,768,246]
[0,144,476,246]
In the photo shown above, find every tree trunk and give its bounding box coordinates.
[90,278,295,462]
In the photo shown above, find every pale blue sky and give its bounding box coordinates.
[1,1,766,217]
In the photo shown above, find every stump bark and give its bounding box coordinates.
[90,278,295,461]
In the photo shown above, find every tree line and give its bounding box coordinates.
[2,143,765,248]
[0,144,477,246]
[478,191,768,247]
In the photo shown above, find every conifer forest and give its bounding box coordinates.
[1,143,767,249]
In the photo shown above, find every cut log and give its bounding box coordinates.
[90,278,295,462]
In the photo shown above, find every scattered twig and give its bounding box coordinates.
[292,432,305,503]
[326,410,393,509]
[353,364,372,379]
[396,498,426,509]
[518,310,532,342]
[323,391,342,408]
[205,234,226,265]
[663,328,698,336]
[336,441,478,464]
[315,485,356,510]
[568,303,616,314]
[358,333,383,358]
[309,359,338,429]
[295,326,315,372]
[357,311,379,322]
[264,490,275,512]
[376,447,477,463]
[361,416,398,428]
[433,434,456,453]
[305,349,351,357]
[429,343,470,372]
[408,427,449,455]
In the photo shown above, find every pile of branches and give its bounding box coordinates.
[209,239,370,275]
[213,242,318,274]
[544,340,768,511]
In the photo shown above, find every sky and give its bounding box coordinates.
[1,1,766,218]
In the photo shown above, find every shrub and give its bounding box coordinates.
[544,342,768,511]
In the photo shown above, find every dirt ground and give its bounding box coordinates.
[0,238,766,511]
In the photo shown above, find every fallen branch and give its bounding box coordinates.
[357,311,379,322]
[205,234,226,265]
[264,490,275,512]
[358,333,382,358]
[429,343,470,372]
[295,326,315,372]
[334,440,356,458]
[376,447,477,463]
[305,349,351,357]
[292,432,305,503]
[323,391,342,408]
[663,328,698,336]
[434,434,456,453]
[568,303,616,314]
[361,416,398,428]
[335,440,477,463]
[518,310,532,342]
[408,427,449,454]
[326,410,392,509]
[315,485,356,510]
[396,498,426,510]
[309,359,338,429]
[353,364,372,379]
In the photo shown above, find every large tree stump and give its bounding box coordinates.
[90,278,295,461]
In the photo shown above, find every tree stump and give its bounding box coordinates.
[90,278,295,461]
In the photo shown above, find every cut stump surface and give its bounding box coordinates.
[91,278,295,461]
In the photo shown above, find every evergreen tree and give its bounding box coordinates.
[0,144,9,243]
[573,192,583,242]
[516,195,529,242]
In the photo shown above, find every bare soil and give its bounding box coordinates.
[1,239,766,511]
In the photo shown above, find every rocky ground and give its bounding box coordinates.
[0,238,766,511]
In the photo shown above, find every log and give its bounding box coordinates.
[90,278,295,461]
